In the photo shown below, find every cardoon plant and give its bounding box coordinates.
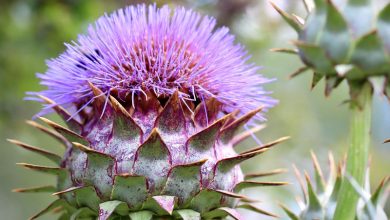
[272,0,390,219]
[9,4,288,219]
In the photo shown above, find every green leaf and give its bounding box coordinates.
[8,139,62,164]
[111,175,148,210]
[30,199,74,220]
[132,129,171,194]
[377,3,390,53]
[189,189,222,213]
[109,96,143,173]
[38,95,82,132]
[73,142,116,200]
[74,186,101,211]
[293,42,334,74]
[344,0,374,38]
[174,209,201,220]
[270,1,302,32]
[162,160,206,205]
[300,0,327,43]
[351,31,390,75]
[142,196,176,216]
[219,107,262,145]
[99,201,129,220]
[202,207,242,220]
[319,0,351,62]
[304,173,323,218]
[280,204,299,220]
[128,210,154,220]
[39,117,87,145]
[70,207,96,220]
[312,72,324,89]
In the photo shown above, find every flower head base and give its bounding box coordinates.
[30,4,276,118]
[272,1,390,101]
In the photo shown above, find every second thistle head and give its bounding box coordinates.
[272,0,390,101]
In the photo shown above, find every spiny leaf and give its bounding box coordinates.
[202,207,242,220]
[193,97,221,127]
[219,106,263,144]
[270,1,302,32]
[142,196,177,216]
[245,168,287,180]
[304,172,322,212]
[351,30,390,74]
[292,164,307,203]
[109,96,143,173]
[280,203,299,220]
[38,95,82,132]
[155,91,186,139]
[312,72,324,89]
[29,199,74,220]
[73,142,116,200]
[162,159,206,205]
[128,210,154,220]
[132,129,172,193]
[289,66,310,79]
[26,120,67,147]
[99,200,129,220]
[234,181,288,192]
[310,151,326,194]
[186,115,227,160]
[344,0,374,37]
[12,185,56,193]
[319,0,350,62]
[293,41,333,74]
[325,76,344,96]
[173,209,201,220]
[111,174,148,210]
[8,139,62,164]
[53,186,101,212]
[238,204,278,218]
[232,124,266,147]
[69,207,96,220]
[17,163,64,175]
[39,117,87,145]
[270,48,299,55]
[240,136,290,154]
[378,3,390,52]
[189,189,222,213]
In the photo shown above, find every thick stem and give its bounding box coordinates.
[333,83,372,220]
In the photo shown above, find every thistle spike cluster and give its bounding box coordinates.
[281,152,389,220]
[11,4,286,219]
[272,0,390,100]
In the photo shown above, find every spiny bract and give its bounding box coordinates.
[281,152,389,220]
[11,4,287,220]
[272,0,390,100]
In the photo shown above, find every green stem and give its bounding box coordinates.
[333,83,372,220]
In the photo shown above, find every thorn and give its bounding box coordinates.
[240,136,290,155]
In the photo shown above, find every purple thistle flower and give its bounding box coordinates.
[29,4,276,118]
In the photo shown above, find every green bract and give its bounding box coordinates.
[281,152,389,220]
[272,0,390,100]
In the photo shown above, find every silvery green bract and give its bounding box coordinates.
[281,152,389,220]
[272,0,390,100]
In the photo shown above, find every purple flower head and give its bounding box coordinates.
[30,4,277,119]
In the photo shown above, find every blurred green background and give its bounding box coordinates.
[0,0,389,219]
